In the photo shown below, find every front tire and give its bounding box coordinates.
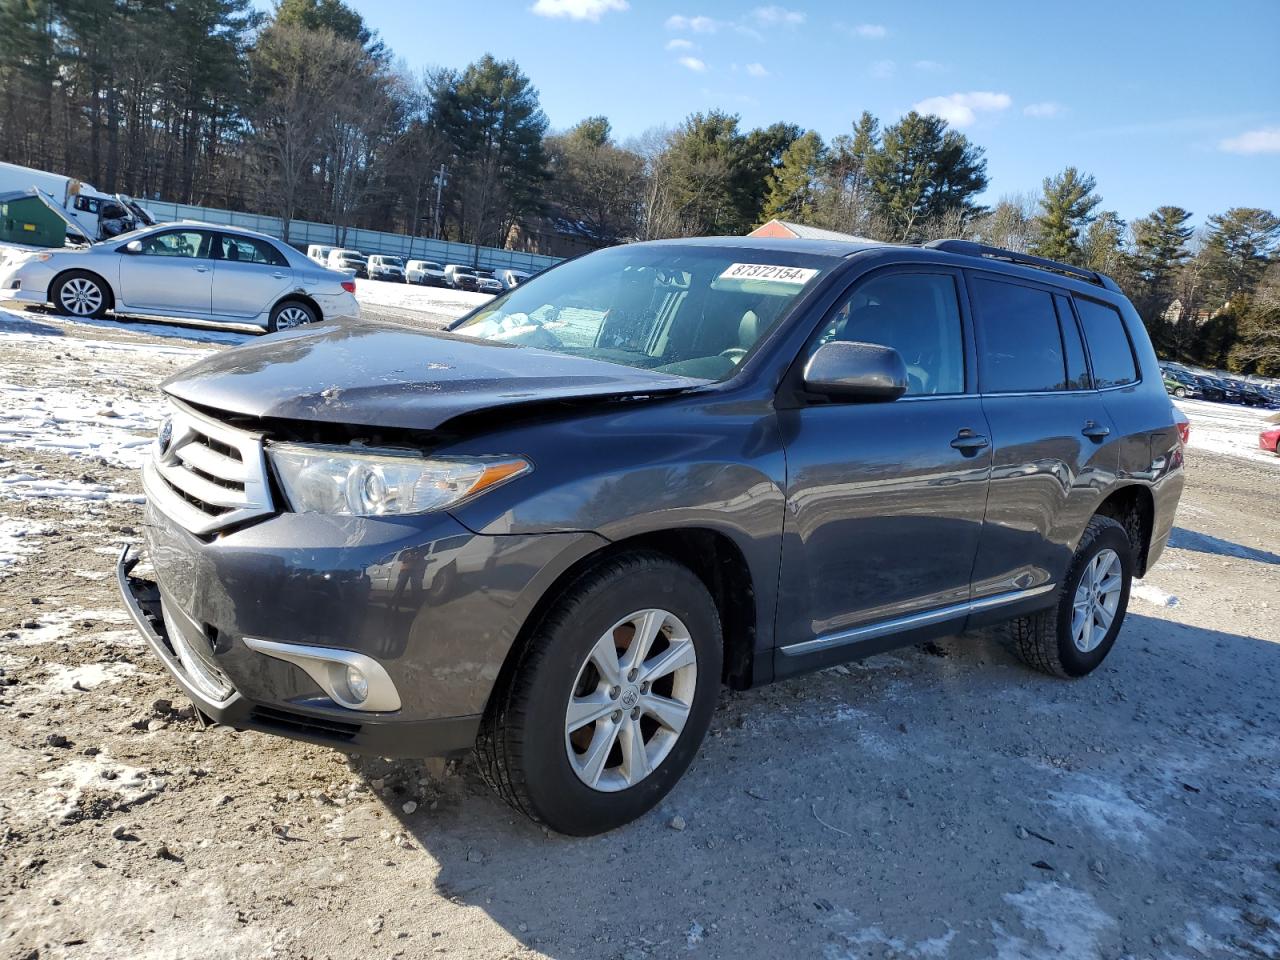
[267,299,317,333]
[1010,515,1133,678]
[1174,387,1186,397]
[476,553,722,835]
[52,271,110,319]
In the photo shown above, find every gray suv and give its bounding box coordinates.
[117,236,1185,835]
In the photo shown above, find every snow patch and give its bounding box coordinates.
[0,381,162,468]
[1131,581,1179,607]
[37,753,165,822]
[0,473,144,504]
[821,908,955,959]
[994,882,1115,959]
[6,605,134,647]
[1046,774,1163,850]
[32,661,137,695]
[1174,397,1280,468]
[0,515,53,575]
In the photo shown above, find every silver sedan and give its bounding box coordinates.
[0,223,360,332]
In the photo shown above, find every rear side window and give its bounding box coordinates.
[815,272,966,395]
[971,277,1067,393]
[1075,297,1138,388]
[219,234,287,267]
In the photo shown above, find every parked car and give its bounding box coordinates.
[118,237,1184,835]
[1163,368,1203,399]
[367,254,407,283]
[1260,417,1280,455]
[327,248,368,278]
[407,259,448,286]
[1191,374,1226,402]
[307,244,336,265]
[444,264,479,291]
[1224,377,1269,407]
[474,269,504,295]
[493,268,531,291]
[0,222,358,332]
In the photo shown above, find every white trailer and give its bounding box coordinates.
[0,160,156,242]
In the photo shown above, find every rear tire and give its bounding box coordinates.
[267,299,317,333]
[1174,387,1186,397]
[475,552,722,835]
[1010,515,1133,678]
[51,270,110,319]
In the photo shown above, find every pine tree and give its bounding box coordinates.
[1032,167,1100,264]
[1200,207,1280,303]
[760,130,824,224]
[864,111,988,241]
[1131,206,1194,332]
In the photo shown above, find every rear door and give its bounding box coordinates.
[117,228,216,315]
[774,266,992,671]
[211,233,293,319]
[967,273,1116,602]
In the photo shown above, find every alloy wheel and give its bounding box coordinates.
[564,608,698,792]
[59,277,103,316]
[275,305,312,329]
[1071,548,1123,653]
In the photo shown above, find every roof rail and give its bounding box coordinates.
[923,239,1121,293]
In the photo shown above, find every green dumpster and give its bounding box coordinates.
[0,190,68,247]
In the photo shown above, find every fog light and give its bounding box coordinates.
[345,665,369,704]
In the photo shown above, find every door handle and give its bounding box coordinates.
[1082,421,1111,441]
[272,272,287,279]
[950,429,990,455]
[193,265,209,273]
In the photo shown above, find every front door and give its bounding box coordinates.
[774,267,991,672]
[965,274,1116,603]
[117,228,216,315]
[211,233,293,319]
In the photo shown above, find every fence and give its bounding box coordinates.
[144,200,562,274]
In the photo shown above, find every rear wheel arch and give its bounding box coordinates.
[268,295,321,331]
[1095,484,1155,576]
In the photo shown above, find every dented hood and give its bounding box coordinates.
[162,321,706,430]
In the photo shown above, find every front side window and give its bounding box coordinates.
[972,277,1068,393]
[1074,297,1138,388]
[453,245,837,381]
[813,272,966,396]
[138,230,212,259]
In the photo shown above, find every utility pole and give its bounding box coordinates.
[432,164,448,240]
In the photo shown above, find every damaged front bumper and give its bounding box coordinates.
[115,544,481,757]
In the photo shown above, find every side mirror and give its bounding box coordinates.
[124,240,143,254]
[803,340,909,401]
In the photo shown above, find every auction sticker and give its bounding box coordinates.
[717,263,819,285]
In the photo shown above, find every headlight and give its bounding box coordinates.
[267,443,530,516]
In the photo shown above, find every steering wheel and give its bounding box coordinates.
[719,347,747,363]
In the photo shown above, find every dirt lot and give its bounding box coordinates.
[1,291,1278,960]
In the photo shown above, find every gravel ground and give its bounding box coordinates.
[1,294,1278,960]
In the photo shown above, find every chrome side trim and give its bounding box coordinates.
[242,637,402,713]
[778,582,1057,658]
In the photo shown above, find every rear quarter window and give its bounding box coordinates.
[1075,297,1138,388]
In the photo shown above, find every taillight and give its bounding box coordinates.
[1176,421,1190,447]
[341,280,356,294]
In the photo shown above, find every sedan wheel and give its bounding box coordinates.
[55,274,108,318]
[268,300,317,332]
[565,609,698,792]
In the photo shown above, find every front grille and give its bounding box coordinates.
[143,400,274,535]
[250,706,362,742]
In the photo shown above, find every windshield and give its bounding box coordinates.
[452,266,476,276]
[377,256,404,267]
[451,244,836,380]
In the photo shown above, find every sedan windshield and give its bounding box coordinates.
[451,244,836,380]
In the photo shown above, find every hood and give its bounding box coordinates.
[162,321,706,431]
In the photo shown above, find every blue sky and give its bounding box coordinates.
[312,1,1279,227]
